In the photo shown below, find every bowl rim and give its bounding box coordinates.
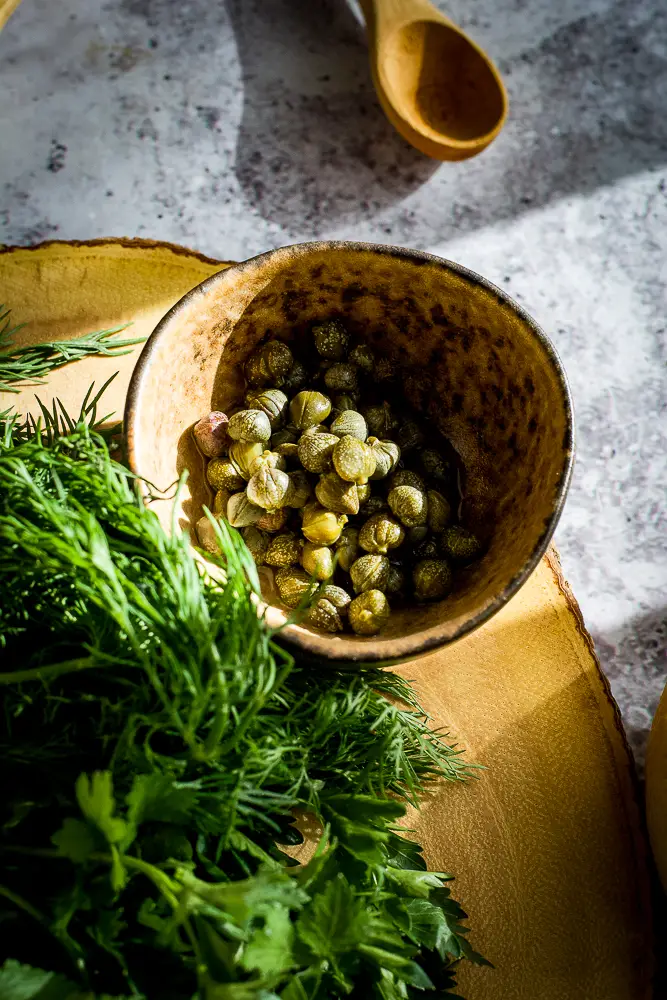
[125,240,575,664]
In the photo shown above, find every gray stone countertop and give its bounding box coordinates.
[1,0,665,765]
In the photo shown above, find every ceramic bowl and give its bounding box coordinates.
[125,241,574,665]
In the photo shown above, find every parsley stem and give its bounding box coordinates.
[0,884,47,926]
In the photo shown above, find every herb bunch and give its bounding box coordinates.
[0,318,486,1000]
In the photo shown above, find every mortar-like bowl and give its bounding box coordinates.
[125,241,573,665]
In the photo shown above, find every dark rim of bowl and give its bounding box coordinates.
[125,240,575,664]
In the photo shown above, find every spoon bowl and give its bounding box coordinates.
[362,0,508,159]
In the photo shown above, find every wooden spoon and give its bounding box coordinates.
[360,0,508,160]
[0,0,23,32]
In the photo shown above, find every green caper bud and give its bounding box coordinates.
[358,513,405,555]
[315,471,359,515]
[335,526,359,572]
[413,559,452,600]
[206,457,245,492]
[275,566,318,609]
[332,435,377,485]
[313,318,349,360]
[284,470,312,509]
[212,488,232,517]
[290,390,332,430]
[265,532,303,567]
[227,492,263,527]
[244,352,267,388]
[330,410,367,441]
[196,514,222,554]
[389,469,426,492]
[427,490,451,533]
[241,525,269,565]
[385,565,405,596]
[275,441,300,464]
[332,394,358,413]
[414,537,439,560]
[375,356,398,382]
[368,437,400,480]
[397,420,424,453]
[282,359,308,394]
[408,525,428,545]
[349,553,391,594]
[324,362,358,393]
[348,343,374,372]
[420,448,449,483]
[362,495,388,518]
[305,598,344,633]
[440,526,483,563]
[227,408,272,444]
[302,505,348,545]
[362,401,397,438]
[193,411,229,458]
[301,541,335,581]
[255,341,294,385]
[249,450,287,476]
[270,426,299,448]
[388,485,428,528]
[256,507,289,533]
[245,389,289,429]
[349,589,390,636]
[318,584,352,615]
[297,431,338,473]
[246,465,291,511]
[228,441,264,481]
[357,483,372,506]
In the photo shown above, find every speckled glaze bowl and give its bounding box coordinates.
[125,242,574,664]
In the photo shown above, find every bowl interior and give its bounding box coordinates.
[126,243,572,662]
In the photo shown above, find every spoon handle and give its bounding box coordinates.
[0,0,23,31]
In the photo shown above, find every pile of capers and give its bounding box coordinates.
[193,319,482,637]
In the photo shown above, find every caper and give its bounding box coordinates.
[301,541,335,581]
[248,340,293,386]
[335,526,359,572]
[427,490,451,533]
[420,448,449,483]
[368,437,400,480]
[193,411,229,458]
[439,526,483,563]
[246,466,291,511]
[324,363,358,393]
[228,408,272,444]
[305,598,344,633]
[332,394,358,413]
[413,559,452,600]
[356,483,372,506]
[290,390,332,430]
[348,343,374,372]
[244,352,266,388]
[212,488,232,517]
[315,471,359,515]
[362,401,397,438]
[385,565,405,596]
[206,457,245,492]
[196,513,222,554]
[256,507,289,533]
[284,470,312,509]
[270,426,299,448]
[349,553,391,594]
[375,356,398,382]
[302,505,348,545]
[407,525,428,545]
[318,584,352,615]
[358,513,405,555]
[228,441,264,481]
[397,420,424,453]
[414,537,439,560]
[332,435,376,485]
[312,318,349,360]
[245,388,289,429]
[275,441,300,464]
[241,525,269,565]
[275,566,318,609]
[349,589,390,636]
[389,469,426,492]
[388,485,428,528]
[227,492,263,527]
[249,450,287,476]
[361,495,388,518]
[265,532,303,567]
[330,410,367,441]
[282,359,308,394]
[297,431,338,473]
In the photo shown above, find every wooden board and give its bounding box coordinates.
[0,238,652,999]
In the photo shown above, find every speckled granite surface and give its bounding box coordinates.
[1,0,665,764]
